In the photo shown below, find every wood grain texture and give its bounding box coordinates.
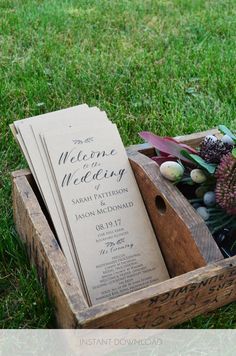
[174,128,221,147]
[12,172,88,328]
[13,171,236,328]
[11,128,233,329]
[77,256,236,328]
[12,165,228,329]
[126,149,223,276]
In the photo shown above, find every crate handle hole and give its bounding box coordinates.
[155,195,166,215]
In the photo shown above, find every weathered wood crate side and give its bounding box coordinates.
[127,150,223,277]
[127,128,224,275]
[11,129,236,329]
[12,168,236,329]
[12,170,88,328]
[77,257,236,328]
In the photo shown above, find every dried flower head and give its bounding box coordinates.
[215,153,236,215]
[200,137,233,164]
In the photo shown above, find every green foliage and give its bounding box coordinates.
[181,150,217,173]
[1,0,236,328]
[218,125,236,140]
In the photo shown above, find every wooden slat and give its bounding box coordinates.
[127,149,223,277]
[174,128,221,147]
[129,128,221,157]
[12,172,88,328]
[11,128,232,329]
[77,256,236,328]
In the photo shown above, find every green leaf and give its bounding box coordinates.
[232,148,236,158]
[218,125,236,140]
[181,150,217,174]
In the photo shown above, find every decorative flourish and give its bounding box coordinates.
[73,137,94,144]
[72,139,83,144]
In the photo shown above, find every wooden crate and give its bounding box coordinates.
[12,129,236,328]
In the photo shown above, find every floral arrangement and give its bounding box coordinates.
[139,125,236,257]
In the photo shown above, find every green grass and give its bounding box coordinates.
[0,0,236,328]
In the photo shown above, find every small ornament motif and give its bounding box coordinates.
[73,137,94,144]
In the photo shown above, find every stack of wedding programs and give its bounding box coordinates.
[11,105,169,305]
